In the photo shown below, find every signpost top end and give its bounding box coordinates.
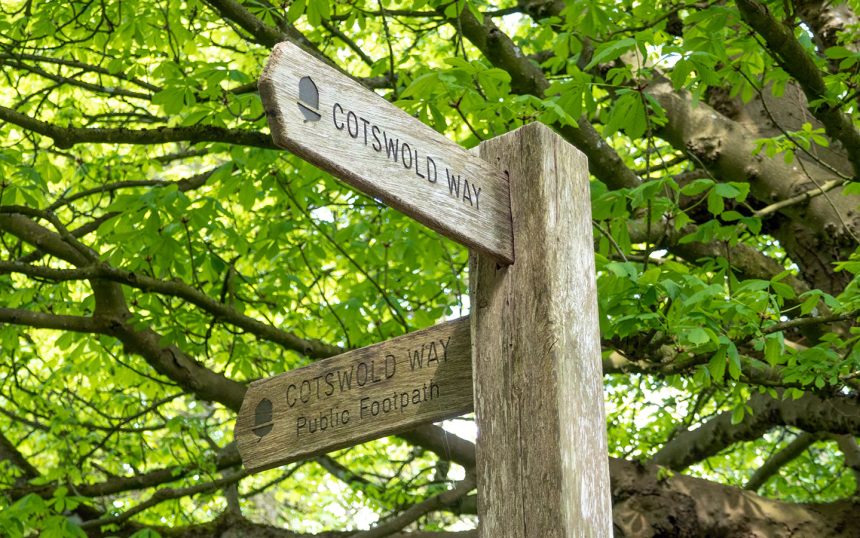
[257,40,515,264]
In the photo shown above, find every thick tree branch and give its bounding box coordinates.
[735,0,860,175]
[79,457,860,538]
[610,457,860,536]
[0,307,100,333]
[398,425,477,470]
[652,391,860,470]
[14,213,118,264]
[108,320,248,410]
[203,0,291,49]
[0,212,91,265]
[647,80,857,240]
[11,443,239,502]
[627,217,812,298]
[99,266,342,358]
[795,0,860,53]
[762,309,860,334]
[647,79,859,293]
[514,0,859,295]
[0,304,246,410]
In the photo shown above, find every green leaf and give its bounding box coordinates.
[727,344,741,379]
[152,87,186,115]
[681,178,714,196]
[671,58,693,88]
[716,182,749,201]
[843,181,860,196]
[707,189,724,215]
[708,348,727,381]
[686,327,710,345]
[585,38,637,70]
[238,180,257,210]
[713,183,740,198]
[401,72,440,99]
[799,293,819,315]
[771,281,796,300]
[287,0,306,22]
[764,335,783,366]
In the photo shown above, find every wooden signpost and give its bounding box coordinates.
[236,318,471,472]
[471,124,612,536]
[240,40,613,537]
[258,41,514,263]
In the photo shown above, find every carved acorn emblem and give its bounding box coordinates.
[297,76,321,122]
[253,398,274,439]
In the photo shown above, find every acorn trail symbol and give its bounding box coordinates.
[297,76,321,122]
[252,398,274,440]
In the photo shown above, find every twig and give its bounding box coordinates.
[593,220,628,262]
[752,178,847,217]
[348,475,476,538]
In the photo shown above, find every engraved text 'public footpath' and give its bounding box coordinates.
[235,318,472,472]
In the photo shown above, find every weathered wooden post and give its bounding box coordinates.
[471,123,613,536]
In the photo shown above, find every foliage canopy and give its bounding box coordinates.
[1,0,859,536]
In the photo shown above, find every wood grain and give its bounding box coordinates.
[470,123,613,536]
[235,317,472,472]
[259,41,514,264]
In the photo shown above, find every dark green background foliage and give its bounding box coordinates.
[0,0,859,536]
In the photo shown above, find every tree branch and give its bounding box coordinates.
[2,58,151,100]
[646,79,859,293]
[0,261,343,359]
[348,476,476,538]
[735,0,860,175]
[762,310,859,334]
[12,442,240,501]
[610,456,860,536]
[79,469,250,530]
[0,105,274,149]
[0,430,39,480]
[0,307,100,333]
[745,431,821,491]
[398,425,476,470]
[47,167,217,211]
[122,512,476,538]
[439,5,642,190]
[202,0,289,49]
[651,391,860,470]
[0,212,91,265]
[832,434,860,493]
[0,52,162,93]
